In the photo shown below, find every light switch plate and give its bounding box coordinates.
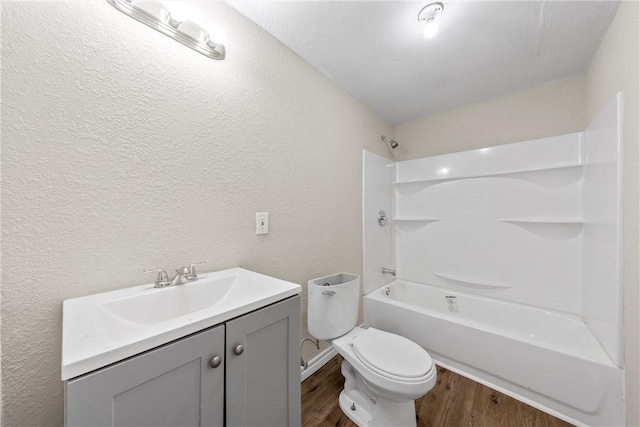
[256,212,268,235]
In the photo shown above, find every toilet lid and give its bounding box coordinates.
[351,328,433,379]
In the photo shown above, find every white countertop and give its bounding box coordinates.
[62,267,300,380]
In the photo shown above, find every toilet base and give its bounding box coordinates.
[339,360,418,427]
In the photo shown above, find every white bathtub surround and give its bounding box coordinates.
[362,94,624,426]
[394,132,584,314]
[363,152,395,295]
[582,94,624,368]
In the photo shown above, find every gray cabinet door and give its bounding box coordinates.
[225,296,301,427]
[65,325,225,427]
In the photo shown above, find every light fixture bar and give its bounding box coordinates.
[107,0,225,60]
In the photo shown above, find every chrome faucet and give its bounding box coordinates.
[169,266,192,286]
[381,267,396,276]
[144,261,206,288]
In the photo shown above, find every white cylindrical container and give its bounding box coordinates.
[308,273,360,340]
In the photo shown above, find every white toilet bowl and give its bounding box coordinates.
[331,327,436,427]
[307,272,436,427]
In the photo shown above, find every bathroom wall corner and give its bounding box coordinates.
[584,2,640,424]
[362,150,394,296]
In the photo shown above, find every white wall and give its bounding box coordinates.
[584,2,640,425]
[0,2,392,425]
[394,75,586,161]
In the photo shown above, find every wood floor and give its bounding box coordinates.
[301,355,573,427]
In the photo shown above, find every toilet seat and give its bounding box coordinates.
[308,272,436,426]
[351,328,434,383]
[332,327,437,402]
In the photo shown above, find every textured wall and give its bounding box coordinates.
[393,75,586,160]
[584,2,640,425]
[0,2,392,425]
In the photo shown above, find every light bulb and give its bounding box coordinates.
[209,26,227,44]
[131,0,170,23]
[423,18,438,38]
[178,20,208,43]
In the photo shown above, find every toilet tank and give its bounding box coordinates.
[308,273,359,340]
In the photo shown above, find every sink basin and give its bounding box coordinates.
[102,275,238,325]
[62,268,300,380]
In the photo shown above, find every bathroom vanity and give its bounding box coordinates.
[62,268,301,427]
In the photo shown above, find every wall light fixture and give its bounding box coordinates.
[418,2,444,39]
[107,0,226,60]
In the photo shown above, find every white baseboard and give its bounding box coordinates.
[300,346,338,382]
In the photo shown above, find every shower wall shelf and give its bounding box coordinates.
[393,163,584,186]
[498,219,585,225]
[498,219,585,239]
[433,273,512,289]
[393,217,442,222]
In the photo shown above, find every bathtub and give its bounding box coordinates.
[364,279,624,427]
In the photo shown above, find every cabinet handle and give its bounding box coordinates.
[210,356,222,368]
[233,344,244,356]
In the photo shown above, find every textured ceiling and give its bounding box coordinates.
[228,1,620,124]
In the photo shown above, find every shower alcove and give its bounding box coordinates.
[362,94,624,426]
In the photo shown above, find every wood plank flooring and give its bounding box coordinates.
[301,355,573,427]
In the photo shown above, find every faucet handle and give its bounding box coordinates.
[143,268,171,287]
[187,261,206,279]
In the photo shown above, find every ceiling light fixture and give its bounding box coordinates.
[418,2,444,39]
[106,0,226,60]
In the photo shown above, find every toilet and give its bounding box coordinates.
[308,273,436,427]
